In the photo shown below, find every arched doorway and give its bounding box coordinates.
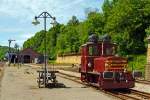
[24,55,31,63]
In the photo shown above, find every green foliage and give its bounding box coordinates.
[67,16,79,26]
[104,0,150,54]
[128,55,146,74]
[0,46,9,60]
[23,0,150,64]
[14,43,19,53]
[87,12,105,35]
[23,30,45,51]
[57,24,80,54]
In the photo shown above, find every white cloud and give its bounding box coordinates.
[0,0,103,46]
[0,0,91,22]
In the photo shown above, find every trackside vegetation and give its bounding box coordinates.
[23,0,150,73]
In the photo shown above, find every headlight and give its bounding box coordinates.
[105,63,109,67]
[88,62,92,67]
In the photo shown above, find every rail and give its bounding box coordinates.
[58,72,150,100]
[136,79,150,85]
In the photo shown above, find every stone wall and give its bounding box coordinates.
[145,44,150,80]
[147,44,150,63]
[56,55,81,64]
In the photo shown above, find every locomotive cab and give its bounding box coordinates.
[81,42,101,72]
[80,34,136,89]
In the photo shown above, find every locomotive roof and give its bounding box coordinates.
[81,41,116,47]
[81,42,100,47]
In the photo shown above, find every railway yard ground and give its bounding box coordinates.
[0,64,117,100]
[0,63,150,100]
[27,63,150,94]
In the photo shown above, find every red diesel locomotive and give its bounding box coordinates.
[80,34,141,89]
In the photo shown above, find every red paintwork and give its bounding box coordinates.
[80,41,135,89]
[94,57,106,72]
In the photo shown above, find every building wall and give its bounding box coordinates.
[19,48,43,63]
[147,44,150,63]
[56,55,81,64]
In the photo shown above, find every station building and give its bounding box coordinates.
[19,48,43,63]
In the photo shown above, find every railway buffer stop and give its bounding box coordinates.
[146,36,150,81]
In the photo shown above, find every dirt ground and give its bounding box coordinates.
[0,64,116,100]
[0,62,5,79]
[0,62,5,98]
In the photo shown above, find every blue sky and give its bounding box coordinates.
[0,0,104,47]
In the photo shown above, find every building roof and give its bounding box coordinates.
[19,48,42,56]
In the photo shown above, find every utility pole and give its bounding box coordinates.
[8,39,15,66]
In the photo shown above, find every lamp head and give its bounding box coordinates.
[51,17,58,27]
[32,16,40,25]
[53,17,56,20]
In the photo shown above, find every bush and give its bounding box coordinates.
[128,54,146,74]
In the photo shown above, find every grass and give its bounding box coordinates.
[48,60,56,64]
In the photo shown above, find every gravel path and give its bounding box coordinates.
[0,65,116,100]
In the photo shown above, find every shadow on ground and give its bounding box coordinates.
[30,82,87,89]
[46,82,71,89]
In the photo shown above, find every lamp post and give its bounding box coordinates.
[8,39,15,66]
[32,12,56,87]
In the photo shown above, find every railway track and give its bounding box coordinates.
[57,72,150,100]
[136,79,150,85]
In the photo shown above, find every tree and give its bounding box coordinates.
[104,0,150,54]
[67,16,79,26]
[23,0,150,59]
[14,43,19,52]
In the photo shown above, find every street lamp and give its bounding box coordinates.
[32,18,40,25]
[32,12,57,88]
[8,39,15,66]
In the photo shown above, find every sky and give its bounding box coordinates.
[0,0,104,47]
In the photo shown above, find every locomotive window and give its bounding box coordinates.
[105,46,116,56]
[89,45,99,56]
[103,72,114,79]
[106,48,112,55]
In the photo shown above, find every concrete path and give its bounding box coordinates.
[0,65,116,100]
